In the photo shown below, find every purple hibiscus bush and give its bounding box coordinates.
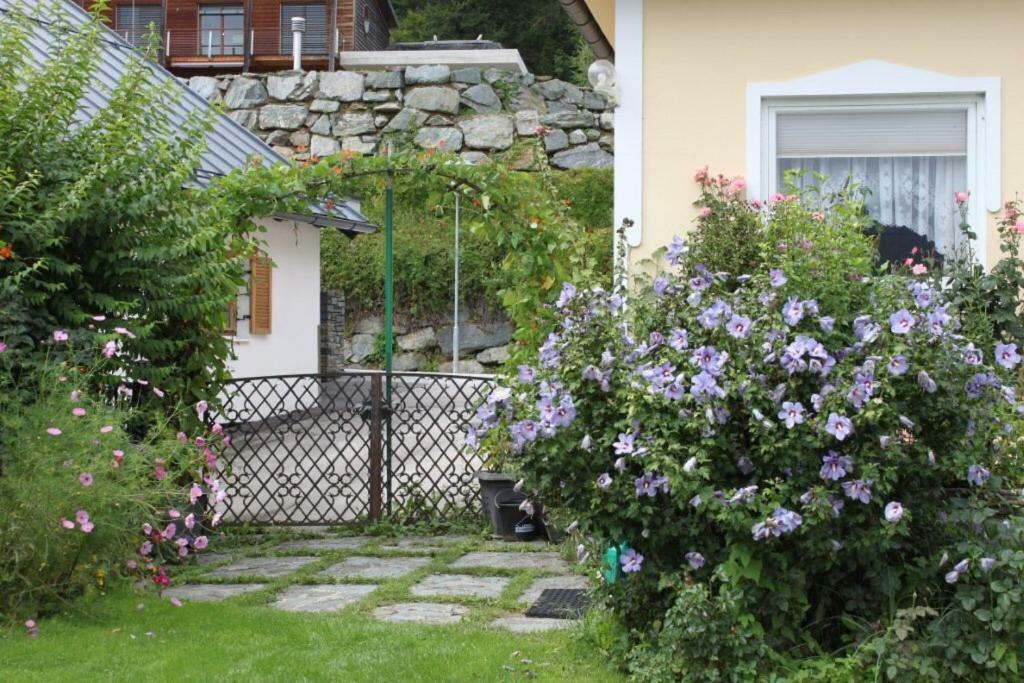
[0,335,228,622]
[473,188,1024,679]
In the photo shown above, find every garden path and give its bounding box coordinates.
[162,530,589,633]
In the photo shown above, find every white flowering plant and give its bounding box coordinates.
[473,193,1024,678]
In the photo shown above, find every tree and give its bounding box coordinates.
[390,0,584,82]
[0,1,256,412]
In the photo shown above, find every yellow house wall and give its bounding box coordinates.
[585,0,616,47]
[638,0,1024,267]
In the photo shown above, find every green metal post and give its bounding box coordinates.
[384,167,394,517]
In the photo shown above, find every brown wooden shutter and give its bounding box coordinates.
[225,299,238,336]
[249,256,273,335]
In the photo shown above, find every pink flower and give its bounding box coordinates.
[168,508,181,519]
[92,315,106,322]
[99,425,113,433]
[72,407,86,417]
[112,449,124,467]
[46,427,62,436]
[162,523,177,540]
[194,436,206,447]
[142,522,153,535]
[768,192,785,204]
[749,199,762,209]
[59,517,75,529]
[0,341,6,354]
[24,620,39,637]
[101,340,117,358]
[80,521,94,533]
[812,211,825,222]
[154,465,167,481]
[153,387,165,398]
[222,435,232,448]
[1014,219,1024,235]
[113,326,136,339]
[693,166,710,185]
[955,191,969,204]
[211,423,223,435]
[193,535,209,550]
[169,597,183,607]
[189,483,203,504]
[211,512,223,527]
[904,257,914,266]
[75,509,90,525]
[139,541,153,556]
[176,432,188,443]
[70,390,81,401]
[195,400,209,420]
[911,263,928,275]
[126,559,138,570]
[79,472,94,487]
[52,330,68,342]
[204,449,217,470]
[698,207,712,218]
[184,513,196,530]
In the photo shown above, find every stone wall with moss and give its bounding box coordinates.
[185,65,613,169]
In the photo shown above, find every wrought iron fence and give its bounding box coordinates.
[211,371,494,525]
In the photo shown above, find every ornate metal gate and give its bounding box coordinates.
[211,371,494,525]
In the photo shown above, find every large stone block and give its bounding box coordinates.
[347,333,376,363]
[365,70,404,89]
[531,79,566,101]
[460,83,502,113]
[188,76,219,101]
[458,115,514,151]
[258,104,309,130]
[514,109,541,136]
[383,107,428,132]
[543,129,569,153]
[310,135,340,158]
[476,345,509,365]
[405,64,451,85]
[438,320,513,355]
[333,111,375,137]
[414,127,463,151]
[550,142,613,169]
[539,110,596,129]
[438,360,486,374]
[267,71,317,100]
[451,67,482,84]
[223,77,268,109]
[397,327,438,351]
[318,71,364,101]
[404,86,460,114]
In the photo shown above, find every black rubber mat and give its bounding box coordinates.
[524,588,590,619]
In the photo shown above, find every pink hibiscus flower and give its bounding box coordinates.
[79,472,93,487]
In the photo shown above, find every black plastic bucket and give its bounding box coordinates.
[494,489,536,541]
[476,471,515,531]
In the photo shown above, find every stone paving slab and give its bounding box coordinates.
[271,584,378,612]
[320,555,431,580]
[410,573,509,599]
[450,551,571,573]
[489,614,577,633]
[162,583,265,602]
[274,537,372,552]
[204,555,319,579]
[517,575,590,605]
[377,535,470,553]
[373,602,470,625]
[194,552,232,566]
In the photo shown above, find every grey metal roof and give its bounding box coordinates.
[2,0,375,236]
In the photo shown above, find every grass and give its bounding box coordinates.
[0,526,625,682]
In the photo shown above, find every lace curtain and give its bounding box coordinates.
[778,156,966,257]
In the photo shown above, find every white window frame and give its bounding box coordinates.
[746,60,1000,265]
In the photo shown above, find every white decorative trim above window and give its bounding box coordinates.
[747,60,1001,262]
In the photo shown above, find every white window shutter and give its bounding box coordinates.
[777,110,967,158]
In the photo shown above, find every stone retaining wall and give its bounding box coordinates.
[185,65,613,169]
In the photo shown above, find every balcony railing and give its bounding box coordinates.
[161,29,332,61]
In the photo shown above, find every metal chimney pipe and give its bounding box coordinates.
[291,16,306,71]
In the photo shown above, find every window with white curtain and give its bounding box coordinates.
[768,102,975,258]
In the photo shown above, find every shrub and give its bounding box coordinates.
[0,345,228,620]
[474,188,1024,679]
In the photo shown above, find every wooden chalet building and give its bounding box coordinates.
[78,0,397,74]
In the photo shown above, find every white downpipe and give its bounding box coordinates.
[206,30,213,59]
[291,17,306,71]
[452,190,461,373]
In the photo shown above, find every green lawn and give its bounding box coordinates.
[0,589,622,682]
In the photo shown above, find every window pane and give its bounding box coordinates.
[224,15,243,29]
[778,155,967,258]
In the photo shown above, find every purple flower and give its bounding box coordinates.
[967,464,991,486]
[665,236,687,266]
[778,401,805,429]
[945,569,962,584]
[682,456,698,473]
[927,307,951,336]
[635,473,658,497]
[726,314,752,339]
[962,343,984,366]
[917,371,937,393]
[819,451,853,481]
[826,413,854,441]
[737,456,754,475]
[669,328,689,351]
[884,501,904,523]
[620,547,644,573]
[769,269,787,288]
[555,282,577,308]
[690,345,726,376]
[841,479,873,504]
[663,381,686,401]
[697,300,731,329]
[887,355,909,376]
[596,473,613,490]
[690,372,725,401]
[517,365,536,383]
[613,432,636,455]
[995,342,1021,370]
[818,316,835,333]
[684,552,705,570]
[889,309,915,334]
[980,557,996,572]
[652,276,670,297]
[953,558,970,574]
[782,297,804,326]
[752,507,802,540]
